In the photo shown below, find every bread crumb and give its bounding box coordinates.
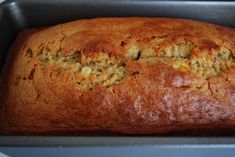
[81,66,92,77]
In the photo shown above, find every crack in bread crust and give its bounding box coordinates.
[25,37,233,90]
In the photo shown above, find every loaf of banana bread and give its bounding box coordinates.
[0,18,234,135]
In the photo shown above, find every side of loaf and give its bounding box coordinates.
[0,18,234,135]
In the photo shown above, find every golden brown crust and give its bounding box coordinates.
[0,17,235,135]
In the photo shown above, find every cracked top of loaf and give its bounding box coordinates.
[0,18,234,135]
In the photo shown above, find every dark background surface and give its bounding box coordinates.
[1,0,235,156]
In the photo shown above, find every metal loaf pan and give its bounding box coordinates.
[0,0,235,156]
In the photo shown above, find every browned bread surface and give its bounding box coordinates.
[0,17,235,135]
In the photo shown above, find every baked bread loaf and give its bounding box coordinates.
[0,18,234,135]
